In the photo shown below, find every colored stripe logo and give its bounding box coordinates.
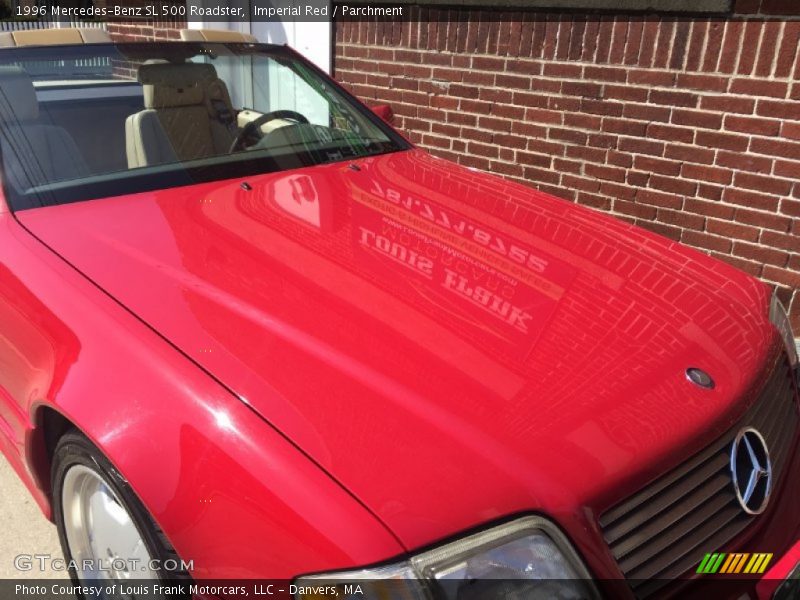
[696,553,773,574]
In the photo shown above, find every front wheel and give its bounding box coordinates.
[51,431,189,598]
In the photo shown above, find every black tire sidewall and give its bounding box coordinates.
[51,431,173,594]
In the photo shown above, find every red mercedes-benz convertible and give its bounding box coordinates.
[0,39,798,600]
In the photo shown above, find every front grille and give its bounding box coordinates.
[599,357,799,599]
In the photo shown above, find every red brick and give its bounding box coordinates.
[603,85,649,102]
[685,21,708,72]
[696,130,750,152]
[675,73,728,93]
[642,221,683,242]
[648,123,695,144]
[654,19,676,69]
[548,96,582,112]
[650,174,697,196]
[751,138,800,160]
[781,122,800,140]
[717,151,773,174]
[634,156,682,176]
[581,99,624,117]
[755,20,782,76]
[614,199,657,220]
[562,175,601,193]
[562,81,604,98]
[685,198,735,219]
[600,181,637,200]
[702,21,725,72]
[665,144,715,165]
[730,78,789,98]
[657,207,704,230]
[527,139,566,156]
[576,192,612,210]
[549,128,588,145]
[607,150,634,168]
[682,230,732,253]
[735,207,793,232]
[516,151,552,168]
[762,265,800,289]
[627,170,651,187]
[670,20,692,70]
[623,103,672,123]
[628,70,677,87]
[603,118,647,136]
[583,65,627,82]
[566,145,607,162]
[700,95,755,114]
[698,184,725,201]
[585,164,626,183]
[491,104,526,120]
[524,165,560,185]
[733,172,793,196]
[724,115,781,136]
[756,99,800,120]
[542,62,582,78]
[525,108,563,125]
[715,253,763,276]
[512,90,550,108]
[491,161,524,178]
[779,198,800,217]
[672,109,723,130]
[724,187,781,212]
[707,219,760,242]
[732,242,788,266]
[775,21,800,77]
[682,164,734,185]
[649,89,699,108]
[737,20,762,75]
[619,138,665,157]
[761,229,800,251]
[563,113,602,130]
[719,20,744,73]
[472,55,506,71]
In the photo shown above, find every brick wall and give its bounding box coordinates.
[334,5,800,330]
[106,20,185,42]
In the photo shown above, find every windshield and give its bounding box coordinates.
[0,42,408,211]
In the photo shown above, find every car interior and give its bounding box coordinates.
[0,29,307,191]
[0,29,402,211]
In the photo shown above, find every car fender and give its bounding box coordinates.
[0,213,404,578]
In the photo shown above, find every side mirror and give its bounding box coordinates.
[370,104,394,125]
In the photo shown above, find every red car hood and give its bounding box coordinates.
[18,149,777,552]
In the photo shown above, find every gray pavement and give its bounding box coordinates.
[0,455,62,579]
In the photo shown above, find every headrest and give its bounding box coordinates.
[144,83,205,109]
[137,62,218,85]
[0,67,38,123]
[138,63,215,110]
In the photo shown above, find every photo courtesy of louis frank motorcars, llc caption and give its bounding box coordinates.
[0,5,799,600]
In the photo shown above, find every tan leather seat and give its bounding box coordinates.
[125,63,237,169]
[0,67,89,199]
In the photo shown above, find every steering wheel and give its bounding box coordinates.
[228,110,309,153]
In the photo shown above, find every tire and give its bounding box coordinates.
[51,430,190,599]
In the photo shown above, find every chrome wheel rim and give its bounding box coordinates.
[62,464,157,582]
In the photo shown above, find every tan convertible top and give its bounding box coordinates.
[0,27,111,48]
[178,29,257,43]
[0,27,256,48]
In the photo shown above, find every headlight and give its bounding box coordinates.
[770,293,798,368]
[293,516,599,600]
